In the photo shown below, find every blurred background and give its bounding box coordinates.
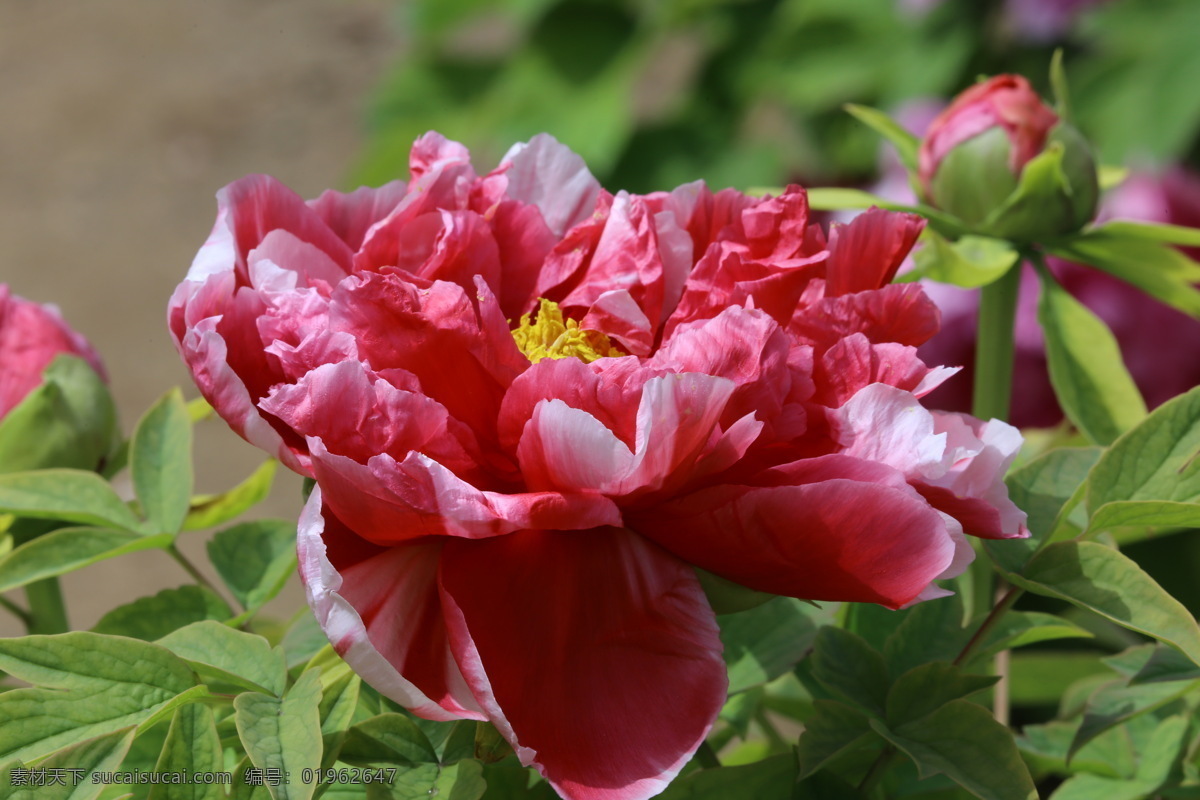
[4,0,1200,640]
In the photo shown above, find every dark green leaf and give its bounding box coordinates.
[719,597,818,694]
[1129,645,1200,685]
[885,663,998,727]
[657,754,798,800]
[206,520,297,612]
[0,470,144,532]
[1036,267,1146,445]
[1013,541,1200,665]
[796,700,875,780]
[318,670,361,771]
[149,704,224,800]
[156,621,286,696]
[0,527,172,592]
[882,595,968,678]
[871,701,1037,800]
[810,627,888,717]
[234,669,323,800]
[183,460,276,532]
[131,388,193,535]
[339,714,438,767]
[0,632,201,763]
[93,586,232,641]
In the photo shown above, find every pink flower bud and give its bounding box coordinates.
[0,286,106,419]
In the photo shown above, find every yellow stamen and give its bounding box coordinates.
[511,299,625,363]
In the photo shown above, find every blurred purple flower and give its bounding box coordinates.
[1003,0,1112,42]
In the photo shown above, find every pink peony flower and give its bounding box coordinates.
[0,285,106,419]
[169,133,1027,800]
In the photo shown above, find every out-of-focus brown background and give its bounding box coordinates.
[1,0,399,635]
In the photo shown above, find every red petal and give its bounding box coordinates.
[297,488,482,721]
[439,527,727,800]
[825,208,925,296]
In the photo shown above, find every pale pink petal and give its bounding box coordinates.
[829,383,948,478]
[438,526,726,800]
[297,488,481,721]
[496,133,601,237]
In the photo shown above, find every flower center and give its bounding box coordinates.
[511,299,625,363]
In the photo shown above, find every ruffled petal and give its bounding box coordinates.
[297,488,481,721]
[308,440,622,544]
[438,526,727,800]
[494,133,601,237]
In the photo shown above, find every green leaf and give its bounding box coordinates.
[206,520,297,612]
[318,670,361,771]
[1087,386,1200,510]
[885,663,998,727]
[1013,541,1200,665]
[912,230,1019,289]
[810,627,888,717]
[229,757,272,800]
[1036,267,1147,445]
[1129,644,1200,685]
[844,103,919,172]
[0,470,144,532]
[989,447,1100,574]
[1045,226,1200,318]
[1101,219,1200,247]
[235,669,323,800]
[871,701,1037,800]
[183,460,276,531]
[803,188,968,237]
[0,355,117,475]
[881,595,968,678]
[93,586,232,641]
[0,632,200,763]
[5,728,135,800]
[131,389,193,535]
[366,760,485,800]
[796,700,875,780]
[969,611,1093,663]
[1069,678,1195,757]
[719,597,818,694]
[149,704,224,800]
[1049,48,1071,120]
[0,527,172,592]
[156,621,286,696]
[657,753,799,800]
[1087,500,1200,542]
[1052,715,1190,800]
[338,715,438,767]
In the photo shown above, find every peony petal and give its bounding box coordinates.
[496,133,602,237]
[307,181,409,251]
[630,468,957,608]
[308,439,622,544]
[825,208,925,296]
[297,488,481,721]
[791,282,941,352]
[438,526,727,800]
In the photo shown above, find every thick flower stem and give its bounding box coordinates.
[972,263,1022,423]
[25,577,68,634]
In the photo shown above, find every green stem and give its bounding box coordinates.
[857,746,897,796]
[972,263,1023,422]
[24,577,69,634]
[953,584,1024,668]
[0,594,32,627]
[166,544,226,602]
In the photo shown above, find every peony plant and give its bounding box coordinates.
[3,61,1200,800]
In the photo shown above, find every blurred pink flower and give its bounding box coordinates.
[0,285,106,419]
[170,133,1027,800]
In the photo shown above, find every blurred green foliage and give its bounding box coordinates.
[354,0,1200,193]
